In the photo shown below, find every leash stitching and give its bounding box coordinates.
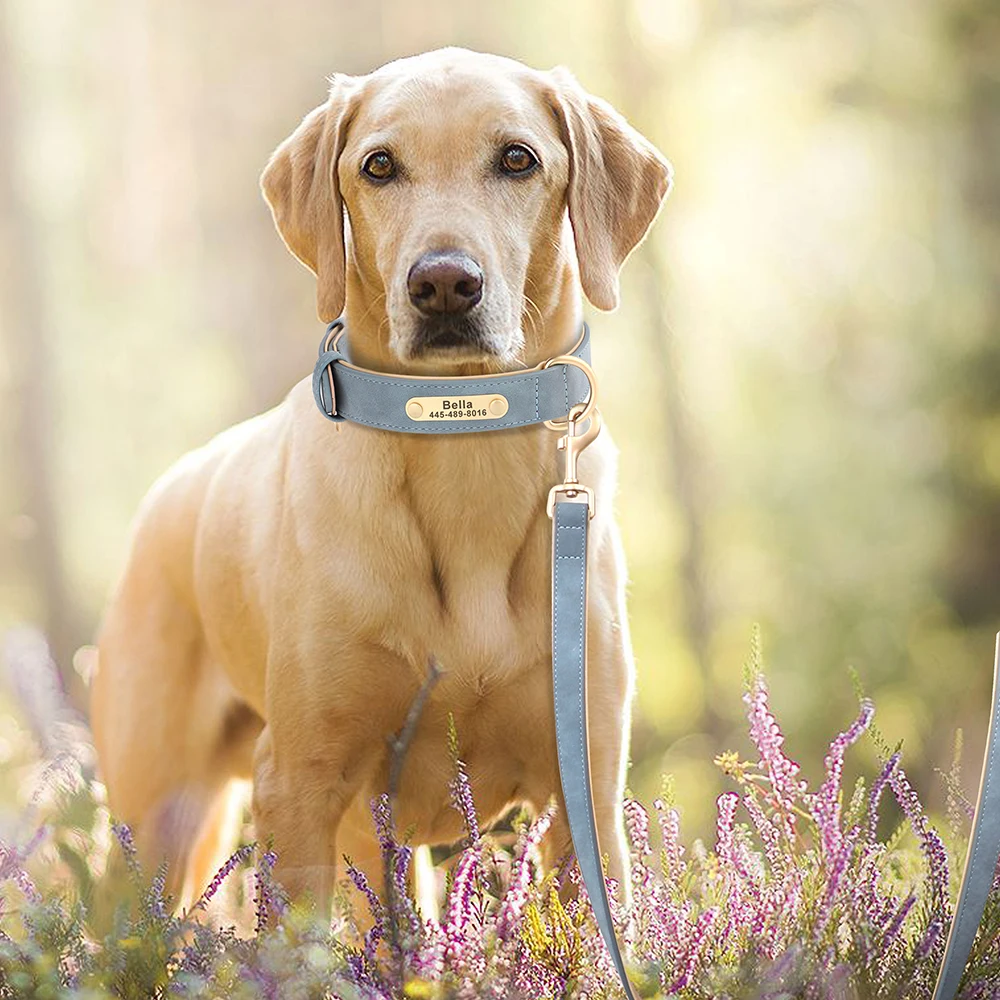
[941,705,999,984]
[329,413,566,433]
[554,507,607,984]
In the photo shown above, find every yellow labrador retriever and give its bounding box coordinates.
[91,47,671,913]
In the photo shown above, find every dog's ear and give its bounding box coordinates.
[261,75,359,321]
[547,67,672,311]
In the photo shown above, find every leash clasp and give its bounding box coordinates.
[547,403,601,518]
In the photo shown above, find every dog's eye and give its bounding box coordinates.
[362,151,396,182]
[499,143,538,176]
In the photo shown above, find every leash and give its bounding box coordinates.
[314,319,638,998]
[932,634,1000,1000]
[313,319,1000,999]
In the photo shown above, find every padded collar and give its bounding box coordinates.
[312,320,592,433]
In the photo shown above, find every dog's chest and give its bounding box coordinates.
[343,431,558,671]
[389,474,551,670]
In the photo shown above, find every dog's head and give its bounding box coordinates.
[261,48,671,368]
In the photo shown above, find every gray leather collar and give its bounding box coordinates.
[312,319,592,433]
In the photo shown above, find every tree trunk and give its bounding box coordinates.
[0,0,80,688]
[603,0,722,740]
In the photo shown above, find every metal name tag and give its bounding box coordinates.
[404,393,509,421]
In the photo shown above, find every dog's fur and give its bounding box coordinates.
[91,48,671,912]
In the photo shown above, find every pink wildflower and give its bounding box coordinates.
[813,700,875,861]
[495,804,554,943]
[744,672,809,841]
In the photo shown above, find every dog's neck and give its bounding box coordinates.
[339,258,584,377]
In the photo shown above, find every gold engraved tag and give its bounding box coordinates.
[405,393,509,422]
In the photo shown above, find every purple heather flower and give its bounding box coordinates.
[253,848,285,935]
[855,843,892,934]
[495,805,554,943]
[449,760,481,844]
[442,844,485,977]
[742,788,784,871]
[668,906,716,992]
[111,821,141,878]
[813,700,875,861]
[0,839,42,904]
[2,653,983,1000]
[813,826,861,942]
[716,791,740,867]
[744,672,808,841]
[881,891,916,953]
[889,766,951,920]
[391,843,422,941]
[714,791,750,949]
[371,793,399,859]
[410,917,446,979]
[148,864,169,921]
[193,842,255,910]
[866,752,901,845]
[624,798,653,859]
[653,797,685,884]
[346,860,386,966]
[915,915,944,961]
[624,798,658,913]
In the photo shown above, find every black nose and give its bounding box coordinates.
[407,251,483,316]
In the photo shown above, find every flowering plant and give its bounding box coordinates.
[1,635,998,999]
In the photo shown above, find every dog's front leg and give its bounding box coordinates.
[250,641,393,912]
[251,725,365,911]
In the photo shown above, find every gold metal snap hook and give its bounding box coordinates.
[547,403,601,518]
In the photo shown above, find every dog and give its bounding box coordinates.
[91,47,671,915]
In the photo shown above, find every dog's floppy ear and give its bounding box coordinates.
[547,67,673,311]
[260,75,359,321]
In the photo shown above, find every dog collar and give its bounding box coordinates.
[312,319,594,433]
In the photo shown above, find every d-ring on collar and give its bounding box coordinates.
[312,319,594,433]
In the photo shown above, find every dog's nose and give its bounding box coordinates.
[407,251,483,316]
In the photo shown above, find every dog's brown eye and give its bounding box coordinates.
[499,143,538,176]
[362,151,395,182]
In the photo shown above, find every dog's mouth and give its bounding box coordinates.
[411,315,496,358]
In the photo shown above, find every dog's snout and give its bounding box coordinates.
[407,251,483,316]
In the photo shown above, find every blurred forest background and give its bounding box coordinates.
[1,0,1000,843]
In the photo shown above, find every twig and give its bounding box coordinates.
[387,656,443,803]
[382,655,442,978]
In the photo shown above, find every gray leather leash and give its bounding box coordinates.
[314,319,1000,999]
[932,634,1000,1000]
[314,319,637,997]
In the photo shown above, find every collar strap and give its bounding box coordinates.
[312,320,593,433]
